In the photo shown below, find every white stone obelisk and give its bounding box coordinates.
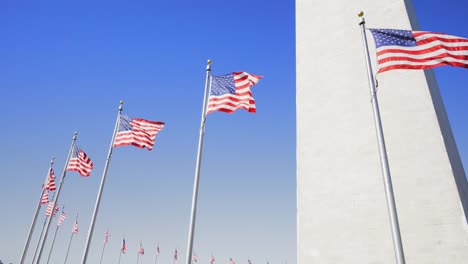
[296,0,468,263]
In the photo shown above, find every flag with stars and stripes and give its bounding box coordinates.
[192,253,198,262]
[114,115,165,151]
[41,189,49,204]
[369,28,468,73]
[156,244,160,256]
[138,242,145,255]
[207,72,262,114]
[229,257,235,264]
[72,221,79,234]
[66,146,93,177]
[57,211,67,226]
[45,203,60,217]
[174,249,178,261]
[45,168,56,191]
[210,255,215,264]
[121,238,126,254]
[104,230,109,244]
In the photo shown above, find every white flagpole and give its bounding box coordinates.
[31,215,49,263]
[99,243,106,264]
[45,225,59,264]
[81,101,124,264]
[35,132,77,264]
[45,205,65,264]
[185,60,212,264]
[358,12,406,264]
[19,157,54,264]
[63,214,78,264]
[137,252,140,264]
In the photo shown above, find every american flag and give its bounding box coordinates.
[210,255,215,264]
[66,146,93,177]
[44,168,56,191]
[121,238,126,254]
[72,221,79,234]
[57,210,67,226]
[40,189,49,204]
[174,249,178,260]
[192,254,198,262]
[156,244,160,256]
[114,115,165,151]
[45,203,59,217]
[138,242,145,255]
[229,257,235,264]
[104,230,109,244]
[207,72,262,114]
[369,28,468,73]
[248,259,252,264]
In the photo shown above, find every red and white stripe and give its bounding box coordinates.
[207,72,262,114]
[376,31,468,73]
[114,117,165,151]
[57,212,67,226]
[41,189,49,204]
[210,255,215,264]
[72,221,79,234]
[46,168,56,191]
[45,202,54,217]
[67,147,93,177]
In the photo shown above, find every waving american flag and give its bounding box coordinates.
[67,146,93,177]
[114,115,165,151]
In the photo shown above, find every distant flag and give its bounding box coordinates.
[210,255,215,264]
[368,28,468,73]
[41,189,49,204]
[156,244,160,256]
[121,238,126,254]
[45,202,55,217]
[229,257,235,264]
[66,145,93,176]
[104,230,109,244]
[207,72,262,114]
[57,211,67,226]
[45,168,56,191]
[138,242,145,255]
[113,115,165,151]
[192,253,198,263]
[248,259,252,264]
[174,248,178,261]
[53,204,60,217]
[44,202,54,216]
[72,221,79,234]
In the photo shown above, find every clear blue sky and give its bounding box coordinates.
[0,1,467,264]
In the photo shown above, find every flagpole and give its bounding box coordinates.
[81,101,124,264]
[19,157,55,264]
[118,249,122,264]
[32,191,57,263]
[35,132,77,264]
[185,59,212,264]
[45,209,63,264]
[45,225,59,264]
[63,214,78,264]
[358,12,406,264]
[137,252,140,264]
[31,216,49,263]
[99,243,106,264]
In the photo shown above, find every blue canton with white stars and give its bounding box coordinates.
[211,74,236,96]
[369,29,416,48]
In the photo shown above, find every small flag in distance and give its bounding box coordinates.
[66,146,93,177]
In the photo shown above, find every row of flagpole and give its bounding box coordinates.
[19,17,467,263]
